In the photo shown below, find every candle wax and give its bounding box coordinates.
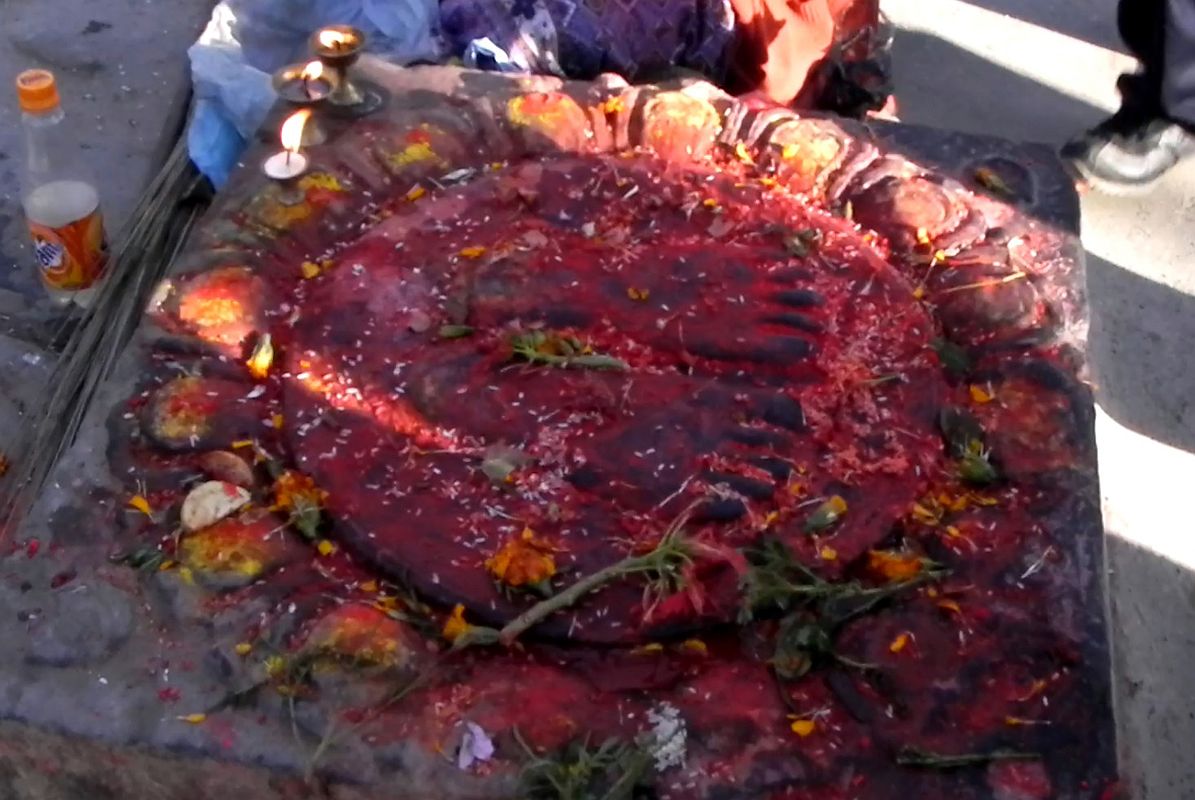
[263,151,309,180]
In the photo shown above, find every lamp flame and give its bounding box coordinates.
[299,61,324,81]
[280,109,312,153]
[318,29,355,49]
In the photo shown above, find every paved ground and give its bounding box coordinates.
[887,1,1195,797]
[0,0,1190,796]
[0,0,212,483]
[0,0,211,325]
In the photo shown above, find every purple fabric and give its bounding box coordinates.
[440,0,736,82]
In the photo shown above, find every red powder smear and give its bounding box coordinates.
[278,152,947,644]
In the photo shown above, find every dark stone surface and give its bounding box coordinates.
[0,64,1117,799]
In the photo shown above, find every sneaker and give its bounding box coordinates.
[1061,113,1195,195]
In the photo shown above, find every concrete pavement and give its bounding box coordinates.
[886,1,1195,797]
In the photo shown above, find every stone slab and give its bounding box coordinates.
[1,64,1117,799]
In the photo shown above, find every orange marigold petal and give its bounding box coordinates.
[442,604,470,643]
[790,719,816,737]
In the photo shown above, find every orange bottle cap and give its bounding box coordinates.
[16,69,60,114]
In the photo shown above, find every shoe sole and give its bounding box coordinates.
[1063,155,1163,198]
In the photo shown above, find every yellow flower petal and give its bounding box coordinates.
[442,604,470,643]
[178,713,207,724]
[234,642,253,656]
[680,639,708,656]
[819,545,838,561]
[128,495,152,516]
[600,96,625,114]
[300,261,322,279]
[316,539,337,556]
[889,632,910,653]
[459,246,487,259]
[271,413,285,430]
[406,185,426,202]
[734,142,755,165]
[969,385,994,404]
[790,719,816,737]
[938,599,962,614]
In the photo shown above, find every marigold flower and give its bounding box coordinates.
[273,470,327,512]
[969,384,995,404]
[485,527,557,589]
[867,550,925,582]
[442,603,471,643]
[789,718,816,737]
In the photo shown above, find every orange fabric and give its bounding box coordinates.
[729,0,836,105]
[728,0,881,107]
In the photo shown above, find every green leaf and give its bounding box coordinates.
[931,338,971,378]
[958,448,999,485]
[480,444,531,484]
[567,354,629,371]
[438,324,475,339]
[938,407,985,457]
[783,228,822,258]
[740,538,826,619]
[291,499,323,540]
[112,547,166,572]
[517,731,653,800]
[896,747,1039,769]
[771,615,833,680]
[803,496,848,533]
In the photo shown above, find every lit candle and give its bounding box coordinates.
[263,109,312,181]
[318,29,355,52]
[299,61,324,101]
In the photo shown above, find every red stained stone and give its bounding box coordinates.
[278,153,946,643]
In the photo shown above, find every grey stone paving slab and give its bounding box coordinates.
[0,0,212,322]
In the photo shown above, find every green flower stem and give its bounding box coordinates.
[496,538,691,646]
[895,747,1039,769]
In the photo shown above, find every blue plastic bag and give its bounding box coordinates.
[187,0,439,187]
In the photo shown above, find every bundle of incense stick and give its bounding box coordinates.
[2,134,209,525]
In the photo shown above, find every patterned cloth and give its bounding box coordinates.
[440,0,737,83]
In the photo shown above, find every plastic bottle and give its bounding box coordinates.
[16,69,107,307]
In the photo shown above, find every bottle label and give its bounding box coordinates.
[28,208,107,291]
